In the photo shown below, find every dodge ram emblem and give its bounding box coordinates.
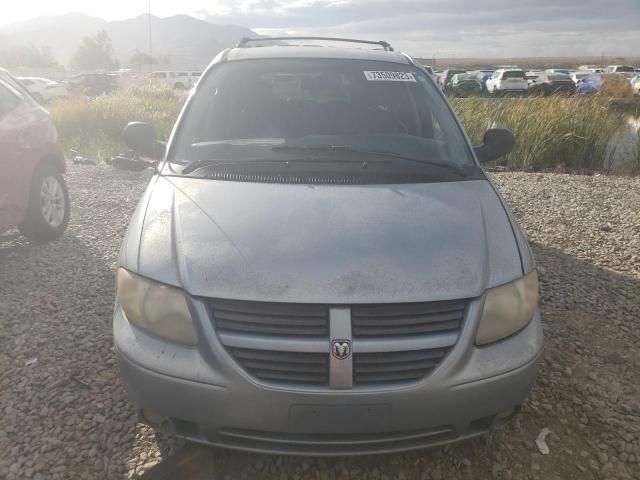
[332,340,351,360]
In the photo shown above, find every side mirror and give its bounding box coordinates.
[123,121,166,160]
[473,128,516,163]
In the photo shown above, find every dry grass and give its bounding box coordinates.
[601,75,633,98]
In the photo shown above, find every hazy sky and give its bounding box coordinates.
[3,0,640,57]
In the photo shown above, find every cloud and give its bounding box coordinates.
[201,0,640,57]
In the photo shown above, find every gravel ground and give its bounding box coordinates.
[1,166,639,480]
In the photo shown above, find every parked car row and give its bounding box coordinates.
[428,64,639,98]
[11,69,205,102]
[148,70,202,90]
[16,77,69,104]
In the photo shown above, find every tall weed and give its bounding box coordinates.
[451,96,627,170]
[48,86,183,158]
[50,88,629,170]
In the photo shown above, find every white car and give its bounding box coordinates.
[149,71,195,90]
[485,69,528,96]
[545,68,573,75]
[630,75,640,96]
[525,71,543,88]
[606,65,636,79]
[570,72,591,84]
[577,65,603,73]
[17,77,68,104]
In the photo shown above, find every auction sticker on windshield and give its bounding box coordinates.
[364,71,416,82]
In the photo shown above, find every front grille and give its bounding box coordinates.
[210,299,329,337]
[351,300,466,337]
[354,348,450,385]
[210,298,466,388]
[230,347,329,385]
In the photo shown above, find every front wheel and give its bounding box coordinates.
[19,165,70,243]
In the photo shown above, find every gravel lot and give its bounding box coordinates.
[1,166,639,480]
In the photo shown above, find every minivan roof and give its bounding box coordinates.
[225,45,413,65]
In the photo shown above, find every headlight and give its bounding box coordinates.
[116,268,198,345]
[476,270,538,346]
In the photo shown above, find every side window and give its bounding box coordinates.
[0,82,21,116]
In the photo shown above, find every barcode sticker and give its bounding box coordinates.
[363,71,416,82]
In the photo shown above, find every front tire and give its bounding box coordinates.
[19,165,70,243]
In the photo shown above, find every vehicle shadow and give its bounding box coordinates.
[140,241,640,480]
[0,231,166,480]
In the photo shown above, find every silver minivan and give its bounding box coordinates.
[114,38,542,455]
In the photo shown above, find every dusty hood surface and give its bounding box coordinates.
[120,176,523,304]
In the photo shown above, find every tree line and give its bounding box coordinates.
[0,31,159,70]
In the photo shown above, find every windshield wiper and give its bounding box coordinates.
[180,158,286,175]
[272,144,467,176]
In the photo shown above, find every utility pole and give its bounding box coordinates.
[148,0,153,73]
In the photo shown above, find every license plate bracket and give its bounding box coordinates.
[289,404,391,433]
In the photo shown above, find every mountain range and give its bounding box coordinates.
[0,13,258,68]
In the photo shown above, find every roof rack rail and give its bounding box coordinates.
[236,36,394,52]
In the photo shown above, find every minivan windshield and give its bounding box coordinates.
[169,58,477,180]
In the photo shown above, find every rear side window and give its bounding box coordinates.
[502,71,525,79]
[0,81,22,115]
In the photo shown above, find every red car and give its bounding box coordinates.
[0,68,69,242]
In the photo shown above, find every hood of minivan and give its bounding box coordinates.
[121,176,523,304]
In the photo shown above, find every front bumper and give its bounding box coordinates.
[114,299,543,455]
